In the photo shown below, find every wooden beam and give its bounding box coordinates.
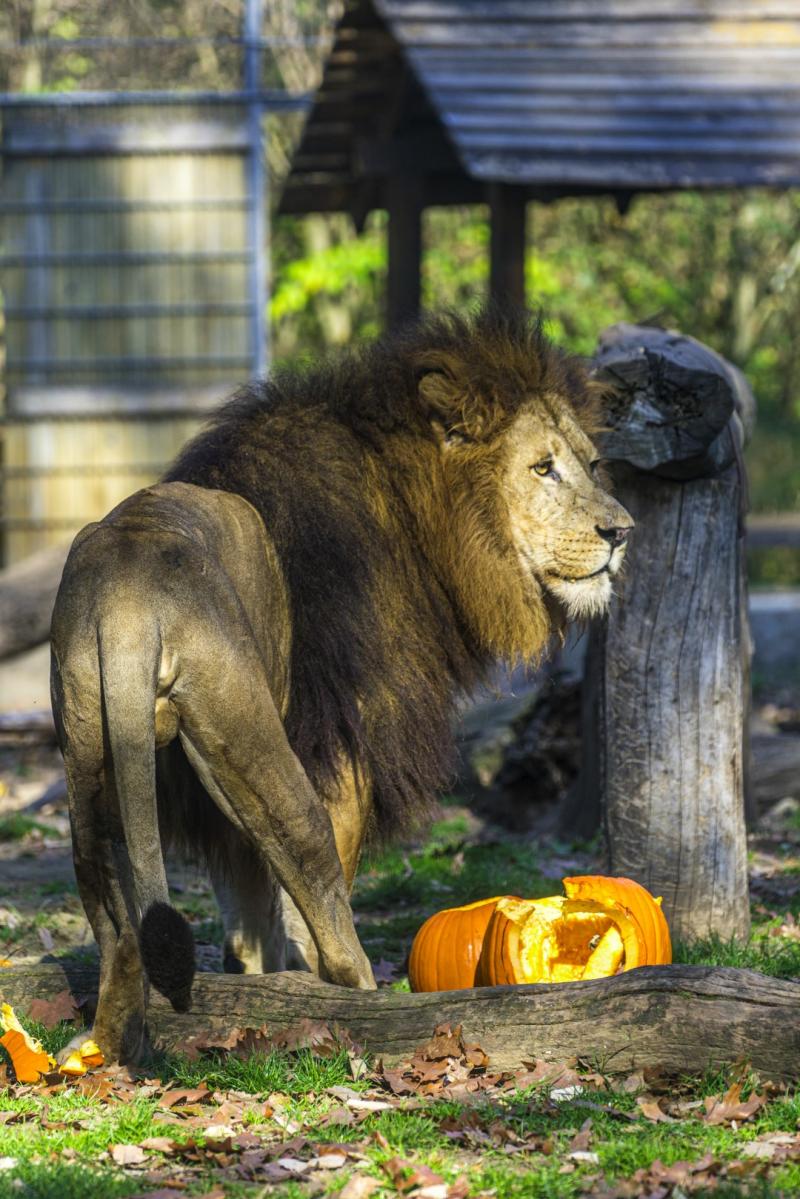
[488,183,527,310]
[1,963,799,1080]
[386,175,423,329]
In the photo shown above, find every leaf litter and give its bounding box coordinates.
[1,1004,797,1198]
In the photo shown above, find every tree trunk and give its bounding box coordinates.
[600,463,750,942]
[578,325,755,944]
[1,963,797,1080]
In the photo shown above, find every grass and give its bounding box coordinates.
[0,814,57,843]
[154,1044,360,1097]
[675,931,800,980]
[351,807,560,962]
[2,798,799,1197]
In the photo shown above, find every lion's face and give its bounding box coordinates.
[502,405,633,620]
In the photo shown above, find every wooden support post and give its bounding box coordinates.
[386,175,423,329]
[488,183,527,310]
[577,325,755,944]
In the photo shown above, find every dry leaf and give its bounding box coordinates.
[339,1177,381,1199]
[110,1143,146,1165]
[372,959,400,984]
[636,1096,676,1123]
[741,1131,800,1162]
[138,1137,177,1154]
[309,1152,348,1169]
[568,1118,593,1152]
[158,1085,210,1109]
[703,1083,767,1126]
[27,990,78,1029]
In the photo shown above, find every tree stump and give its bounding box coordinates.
[575,325,755,944]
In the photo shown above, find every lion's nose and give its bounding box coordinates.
[596,524,631,547]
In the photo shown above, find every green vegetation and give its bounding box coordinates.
[2,1024,799,1199]
[2,802,798,1198]
[0,814,57,843]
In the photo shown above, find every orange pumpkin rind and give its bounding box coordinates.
[409,895,512,992]
[0,1003,104,1082]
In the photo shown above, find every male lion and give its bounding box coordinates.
[51,309,632,1062]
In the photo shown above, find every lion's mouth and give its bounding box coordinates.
[553,561,610,584]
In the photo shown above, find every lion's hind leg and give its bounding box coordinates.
[209,839,288,975]
[51,654,149,1063]
[173,623,375,991]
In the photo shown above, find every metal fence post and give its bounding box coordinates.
[244,0,268,376]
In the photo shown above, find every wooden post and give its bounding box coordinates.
[386,174,423,329]
[488,183,527,310]
[579,325,755,944]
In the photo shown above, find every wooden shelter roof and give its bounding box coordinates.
[280,0,800,216]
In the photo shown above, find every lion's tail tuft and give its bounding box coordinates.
[140,902,195,1012]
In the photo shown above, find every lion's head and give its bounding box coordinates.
[483,404,630,622]
[406,310,632,653]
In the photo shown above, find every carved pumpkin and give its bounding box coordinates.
[408,896,511,992]
[475,875,672,986]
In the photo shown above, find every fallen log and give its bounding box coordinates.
[0,543,68,661]
[1,963,798,1081]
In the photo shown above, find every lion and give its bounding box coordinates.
[50,309,632,1062]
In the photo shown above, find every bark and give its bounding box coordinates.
[1,963,798,1081]
[598,463,750,942]
[594,323,756,479]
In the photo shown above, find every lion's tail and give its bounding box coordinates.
[99,620,195,1012]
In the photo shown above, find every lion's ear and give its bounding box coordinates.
[418,366,475,447]
[418,367,460,417]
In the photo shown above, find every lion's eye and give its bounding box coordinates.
[532,459,555,478]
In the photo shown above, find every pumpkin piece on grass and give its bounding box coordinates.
[0,1002,55,1083]
[58,1041,105,1077]
[408,896,513,992]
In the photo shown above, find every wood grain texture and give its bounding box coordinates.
[593,323,755,476]
[601,464,750,942]
[1,963,798,1079]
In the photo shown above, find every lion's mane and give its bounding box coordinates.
[164,308,598,840]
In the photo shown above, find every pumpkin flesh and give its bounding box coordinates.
[476,877,670,986]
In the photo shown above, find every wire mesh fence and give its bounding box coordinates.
[0,0,328,563]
